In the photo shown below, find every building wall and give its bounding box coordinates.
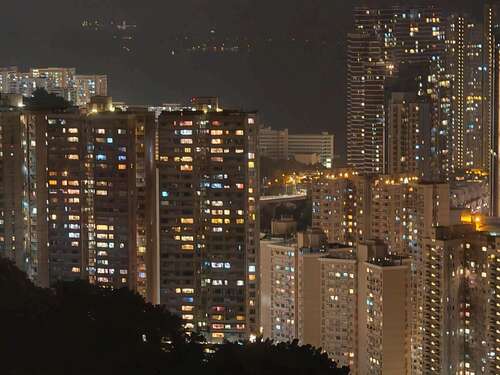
[319,256,358,372]
[312,175,371,246]
[298,250,323,348]
[386,92,432,176]
[0,107,156,295]
[157,110,259,342]
[259,126,288,160]
[0,66,107,106]
[259,126,334,168]
[259,239,298,342]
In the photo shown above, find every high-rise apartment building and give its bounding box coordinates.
[490,17,500,216]
[73,75,108,106]
[259,237,298,342]
[260,228,326,343]
[0,66,107,106]
[311,173,371,245]
[386,90,432,176]
[347,6,445,175]
[0,97,156,297]
[298,240,411,375]
[157,109,259,342]
[370,176,418,255]
[346,31,386,174]
[312,173,453,255]
[446,14,492,175]
[414,222,500,374]
[30,67,76,101]
[464,21,486,170]
[484,3,500,176]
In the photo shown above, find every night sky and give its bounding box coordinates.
[0,0,487,159]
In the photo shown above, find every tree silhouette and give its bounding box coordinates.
[24,88,72,110]
[0,258,349,375]
[205,339,349,375]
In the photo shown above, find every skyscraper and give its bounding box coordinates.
[346,31,386,174]
[464,21,486,169]
[157,109,259,342]
[385,86,432,177]
[347,6,445,175]
[0,96,156,295]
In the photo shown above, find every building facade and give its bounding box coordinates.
[312,173,371,246]
[347,6,445,175]
[157,109,259,342]
[298,240,411,375]
[415,223,500,374]
[0,99,156,296]
[0,66,107,106]
[259,126,334,168]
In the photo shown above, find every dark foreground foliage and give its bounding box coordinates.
[24,88,72,110]
[0,258,349,375]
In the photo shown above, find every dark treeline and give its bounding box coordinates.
[0,258,349,375]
